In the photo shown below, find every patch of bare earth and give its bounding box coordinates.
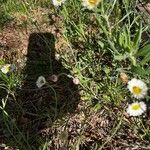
[39,101,149,149]
[0,7,66,66]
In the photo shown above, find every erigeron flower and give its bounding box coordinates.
[82,0,101,10]
[36,76,46,88]
[127,78,148,99]
[127,101,146,116]
[52,0,66,7]
[0,64,16,74]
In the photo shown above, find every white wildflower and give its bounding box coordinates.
[127,78,148,99]
[82,0,101,10]
[52,0,66,7]
[0,64,16,74]
[127,101,146,116]
[36,76,46,88]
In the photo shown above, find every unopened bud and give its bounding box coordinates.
[73,77,80,85]
[49,74,58,82]
[55,53,60,60]
[120,72,128,84]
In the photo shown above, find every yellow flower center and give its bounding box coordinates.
[88,0,97,5]
[132,86,142,95]
[131,103,141,110]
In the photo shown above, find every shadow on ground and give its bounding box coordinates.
[2,33,80,149]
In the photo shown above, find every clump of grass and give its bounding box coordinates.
[0,10,12,29]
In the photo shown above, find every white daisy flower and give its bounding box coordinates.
[127,78,148,99]
[0,64,16,74]
[52,0,66,7]
[127,101,146,116]
[82,0,101,10]
[36,76,46,88]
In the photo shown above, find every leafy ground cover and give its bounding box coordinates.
[0,0,150,149]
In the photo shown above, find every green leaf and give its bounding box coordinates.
[126,26,131,48]
[0,59,5,65]
[140,53,150,65]
[119,32,124,47]
[133,22,142,52]
[136,44,150,57]
[132,66,150,76]
[114,54,128,61]
[98,41,104,48]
